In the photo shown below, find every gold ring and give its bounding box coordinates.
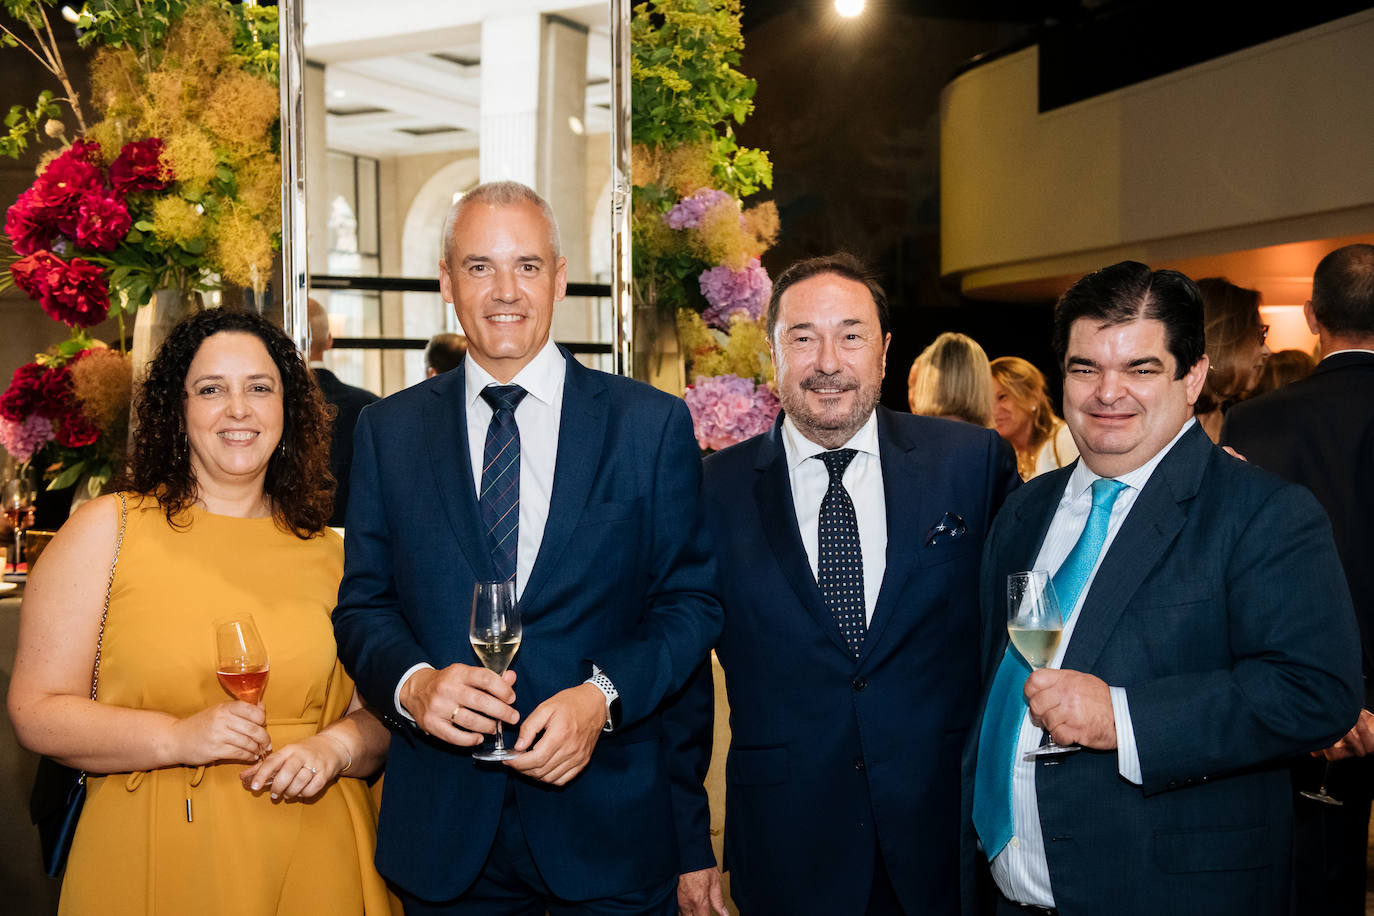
[309,766,318,774]
[451,706,461,722]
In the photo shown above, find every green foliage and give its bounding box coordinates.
[631,0,754,148]
[0,89,59,157]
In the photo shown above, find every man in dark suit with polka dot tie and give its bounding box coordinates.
[672,254,1019,915]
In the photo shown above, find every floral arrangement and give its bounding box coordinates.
[0,344,132,494]
[631,0,780,451]
[1,0,277,489]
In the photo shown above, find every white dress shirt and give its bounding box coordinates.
[394,339,566,718]
[992,419,1196,907]
[780,412,887,624]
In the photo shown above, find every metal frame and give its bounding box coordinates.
[610,0,632,377]
[278,0,308,353]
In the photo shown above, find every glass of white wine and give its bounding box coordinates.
[1007,570,1078,759]
[469,580,522,762]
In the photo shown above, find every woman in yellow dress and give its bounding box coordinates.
[8,309,395,914]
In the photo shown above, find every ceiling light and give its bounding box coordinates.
[60,5,80,24]
[835,0,865,17]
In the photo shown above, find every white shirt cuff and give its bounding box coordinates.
[395,662,436,721]
[585,664,618,732]
[1111,685,1143,785]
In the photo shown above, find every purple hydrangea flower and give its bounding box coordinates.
[665,188,734,230]
[699,257,771,329]
[683,374,781,452]
[0,413,55,463]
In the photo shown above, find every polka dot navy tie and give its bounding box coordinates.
[479,384,528,583]
[815,448,866,657]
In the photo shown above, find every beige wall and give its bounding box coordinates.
[940,9,1374,296]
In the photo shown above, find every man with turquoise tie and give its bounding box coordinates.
[965,260,1362,916]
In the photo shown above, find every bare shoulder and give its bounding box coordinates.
[28,493,125,589]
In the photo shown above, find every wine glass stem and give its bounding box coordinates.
[492,726,505,753]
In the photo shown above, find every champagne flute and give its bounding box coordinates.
[1299,760,1343,806]
[215,615,270,705]
[1007,570,1078,759]
[469,580,521,761]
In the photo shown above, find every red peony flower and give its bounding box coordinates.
[74,192,131,251]
[55,407,101,448]
[34,365,74,419]
[110,138,172,195]
[0,363,47,422]
[40,256,110,328]
[28,143,105,238]
[9,250,66,301]
[5,189,52,256]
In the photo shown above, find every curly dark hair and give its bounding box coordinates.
[112,308,336,538]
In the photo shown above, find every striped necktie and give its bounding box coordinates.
[972,477,1128,859]
[479,385,528,583]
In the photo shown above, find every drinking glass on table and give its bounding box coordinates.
[469,580,522,761]
[1007,570,1078,759]
[2,466,38,576]
[215,615,270,705]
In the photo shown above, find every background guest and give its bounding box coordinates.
[307,298,379,527]
[1194,277,1270,441]
[7,308,393,914]
[989,355,1079,481]
[1223,243,1374,916]
[1249,347,1316,399]
[423,332,468,377]
[907,331,994,425]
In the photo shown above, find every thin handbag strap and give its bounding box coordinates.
[89,493,128,702]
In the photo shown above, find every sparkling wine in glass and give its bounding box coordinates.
[215,615,270,705]
[1007,570,1078,759]
[469,580,521,761]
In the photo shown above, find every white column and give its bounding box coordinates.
[479,14,541,186]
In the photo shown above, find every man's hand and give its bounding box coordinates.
[505,682,605,785]
[399,664,517,747]
[677,866,727,916]
[1321,708,1374,761]
[1024,668,1117,750]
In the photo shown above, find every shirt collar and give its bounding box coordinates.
[464,337,565,410]
[1322,348,1374,360]
[781,410,881,472]
[1064,416,1196,500]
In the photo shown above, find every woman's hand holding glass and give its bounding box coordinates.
[165,701,271,766]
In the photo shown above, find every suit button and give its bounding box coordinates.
[852,677,867,691]
[854,757,865,771]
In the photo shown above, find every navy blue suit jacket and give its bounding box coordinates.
[687,408,1017,915]
[332,348,722,903]
[963,423,1362,916]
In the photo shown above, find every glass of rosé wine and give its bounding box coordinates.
[214,615,269,706]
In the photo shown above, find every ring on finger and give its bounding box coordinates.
[309,766,318,774]
[451,706,462,722]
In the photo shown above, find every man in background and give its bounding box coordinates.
[424,332,468,377]
[1223,243,1374,916]
[307,297,378,527]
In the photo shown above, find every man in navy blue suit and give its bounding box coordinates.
[967,261,1362,916]
[675,254,1019,915]
[333,181,722,914]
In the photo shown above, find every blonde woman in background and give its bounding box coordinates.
[989,356,1078,481]
[907,332,994,426]
[1194,277,1271,442]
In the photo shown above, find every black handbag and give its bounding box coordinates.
[28,492,126,877]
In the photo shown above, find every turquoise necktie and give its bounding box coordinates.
[972,477,1128,859]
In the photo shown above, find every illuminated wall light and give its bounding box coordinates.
[1259,304,1319,355]
[60,6,80,25]
[568,115,585,136]
[835,0,866,17]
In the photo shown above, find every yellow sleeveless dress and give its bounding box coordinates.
[59,496,395,915]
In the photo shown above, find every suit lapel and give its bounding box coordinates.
[1060,424,1209,673]
[861,409,929,662]
[519,350,608,610]
[753,420,853,658]
[424,369,495,581]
